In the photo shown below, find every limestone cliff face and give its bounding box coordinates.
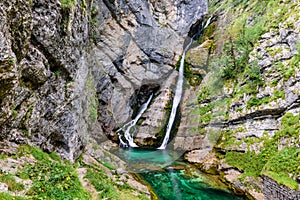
[181,0,300,198]
[0,0,208,160]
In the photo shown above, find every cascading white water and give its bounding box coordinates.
[157,46,190,150]
[158,17,213,150]
[117,93,153,147]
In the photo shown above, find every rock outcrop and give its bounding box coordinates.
[0,0,208,160]
[263,176,300,200]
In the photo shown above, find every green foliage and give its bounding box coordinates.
[15,145,90,200]
[17,145,50,162]
[80,0,87,9]
[275,112,300,138]
[0,154,8,159]
[22,161,89,200]
[54,71,61,78]
[284,68,296,81]
[218,13,266,81]
[85,168,120,199]
[0,173,25,192]
[246,89,285,108]
[276,61,296,81]
[60,0,77,9]
[97,160,116,170]
[184,62,203,86]
[273,89,285,99]
[222,112,300,189]
[8,57,15,65]
[12,110,18,118]
[263,147,300,190]
[49,152,62,161]
[225,151,266,178]
[246,96,269,108]
[199,104,212,115]
[0,193,26,200]
[219,55,236,80]
[245,61,264,87]
[197,86,210,103]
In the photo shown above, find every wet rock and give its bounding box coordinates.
[186,40,211,69]
[135,72,176,146]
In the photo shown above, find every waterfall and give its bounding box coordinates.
[158,16,213,150]
[117,93,153,147]
[157,46,189,149]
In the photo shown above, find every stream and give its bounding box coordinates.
[112,148,243,200]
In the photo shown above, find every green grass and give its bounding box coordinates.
[97,160,116,171]
[54,71,61,78]
[85,167,145,200]
[0,154,8,159]
[85,168,120,199]
[60,0,77,9]
[263,147,300,190]
[17,145,50,162]
[0,173,25,192]
[222,112,300,189]
[275,112,300,138]
[246,89,285,108]
[246,96,271,108]
[15,145,90,200]
[0,193,26,200]
[0,144,149,200]
[225,151,266,179]
[197,86,210,103]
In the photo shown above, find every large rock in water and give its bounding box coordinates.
[0,0,208,160]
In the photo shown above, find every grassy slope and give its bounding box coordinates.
[0,144,148,199]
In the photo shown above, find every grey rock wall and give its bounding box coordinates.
[0,0,208,160]
[263,176,300,200]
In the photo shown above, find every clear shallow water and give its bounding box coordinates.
[111,148,243,200]
[140,168,241,200]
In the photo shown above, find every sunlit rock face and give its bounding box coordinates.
[0,0,208,160]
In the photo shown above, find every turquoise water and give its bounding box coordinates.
[112,148,243,200]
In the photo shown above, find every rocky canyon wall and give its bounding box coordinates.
[180,0,300,199]
[0,0,208,161]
